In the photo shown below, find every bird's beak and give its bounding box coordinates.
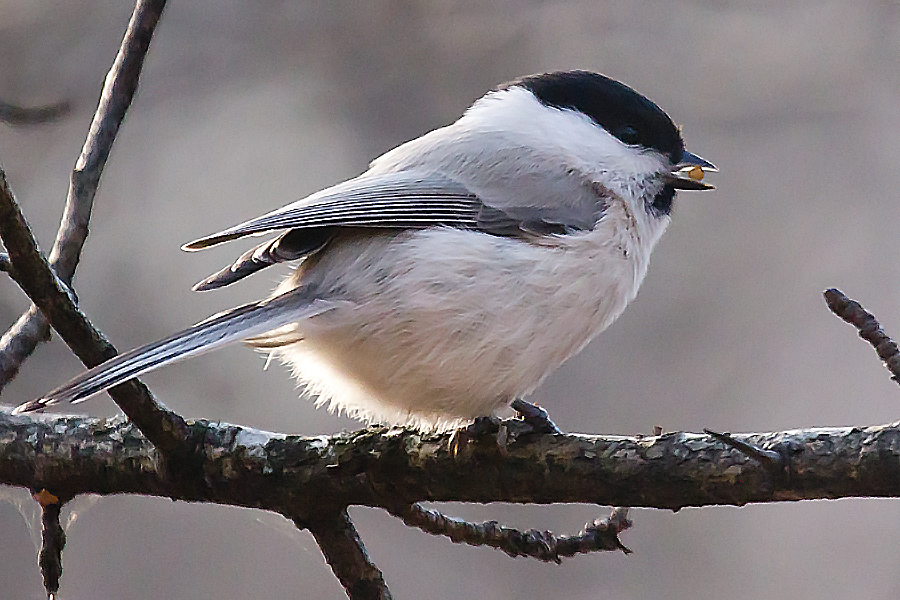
[668,151,717,190]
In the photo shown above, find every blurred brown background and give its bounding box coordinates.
[2,0,900,598]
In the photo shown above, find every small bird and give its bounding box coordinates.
[17,71,715,430]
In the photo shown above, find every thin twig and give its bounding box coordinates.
[0,166,190,455]
[302,510,393,600]
[824,288,900,384]
[35,492,65,599]
[704,428,782,468]
[0,0,169,387]
[393,503,632,563]
[0,101,71,126]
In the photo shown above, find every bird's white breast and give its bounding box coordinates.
[269,194,668,430]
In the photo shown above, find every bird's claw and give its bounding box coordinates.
[510,399,562,435]
[448,415,501,458]
[448,401,561,458]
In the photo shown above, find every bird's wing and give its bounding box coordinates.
[14,291,337,412]
[184,170,611,251]
[182,171,484,251]
[182,170,613,290]
[191,227,333,291]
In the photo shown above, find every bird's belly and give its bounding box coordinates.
[274,226,648,430]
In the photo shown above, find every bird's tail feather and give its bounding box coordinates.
[14,292,332,413]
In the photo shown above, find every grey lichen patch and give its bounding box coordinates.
[643,443,666,460]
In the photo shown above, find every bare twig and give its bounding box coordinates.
[394,503,632,563]
[824,288,900,383]
[0,101,71,126]
[0,166,190,455]
[704,428,782,468]
[303,510,393,600]
[35,491,66,599]
[0,0,169,387]
[558,507,632,556]
[0,170,86,323]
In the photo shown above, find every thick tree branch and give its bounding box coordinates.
[3,410,900,513]
[0,0,168,386]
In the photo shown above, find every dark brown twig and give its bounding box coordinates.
[0,101,71,126]
[393,503,632,563]
[704,428,782,468]
[0,0,169,387]
[36,492,65,599]
[302,510,393,600]
[0,166,189,455]
[824,288,900,384]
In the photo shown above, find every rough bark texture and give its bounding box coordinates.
[39,501,65,597]
[3,410,900,513]
[395,503,633,561]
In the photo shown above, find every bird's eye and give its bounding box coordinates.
[617,124,639,144]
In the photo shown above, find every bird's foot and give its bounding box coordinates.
[510,399,562,435]
[448,415,502,458]
[447,401,561,458]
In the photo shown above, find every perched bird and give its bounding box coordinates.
[17,71,715,430]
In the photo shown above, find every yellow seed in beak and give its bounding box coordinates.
[688,166,705,181]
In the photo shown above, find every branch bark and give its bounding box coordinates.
[304,510,393,600]
[825,288,900,383]
[3,410,900,512]
[393,503,633,562]
[38,498,65,599]
[0,0,191,460]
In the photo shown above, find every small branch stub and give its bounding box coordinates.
[703,429,782,469]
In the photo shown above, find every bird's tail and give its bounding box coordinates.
[14,292,334,413]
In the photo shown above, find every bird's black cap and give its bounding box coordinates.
[501,71,685,164]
